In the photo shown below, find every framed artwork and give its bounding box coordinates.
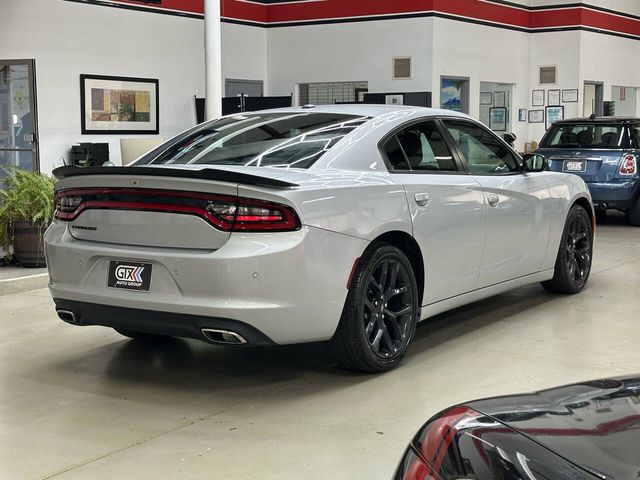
[80,74,159,134]
[480,92,493,105]
[547,89,561,106]
[532,89,545,107]
[528,109,544,123]
[489,107,507,131]
[562,89,579,103]
[385,94,404,106]
[440,78,466,111]
[493,91,506,108]
[518,109,528,122]
[546,105,564,129]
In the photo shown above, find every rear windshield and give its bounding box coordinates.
[137,113,368,169]
[541,123,625,149]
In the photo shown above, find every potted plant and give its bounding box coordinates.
[0,169,55,268]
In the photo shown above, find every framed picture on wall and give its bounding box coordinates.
[518,109,528,122]
[562,89,579,103]
[493,91,506,108]
[532,89,545,107]
[546,105,564,129]
[480,92,493,105]
[80,74,159,134]
[489,107,507,131]
[548,89,561,106]
[528,109,544,123]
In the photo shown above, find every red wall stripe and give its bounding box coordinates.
[91,1,640,38]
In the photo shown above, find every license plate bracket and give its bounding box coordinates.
[108,260,152,291]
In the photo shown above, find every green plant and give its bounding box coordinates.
[0,169,55,252]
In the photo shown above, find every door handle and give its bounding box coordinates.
[414,193,430,207]
[486,193,500,208]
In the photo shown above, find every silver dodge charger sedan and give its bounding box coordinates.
[45,105,594,372]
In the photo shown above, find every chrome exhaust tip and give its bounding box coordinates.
[57,309,77,324]
[597,202,608,210]
[201,328,248,345]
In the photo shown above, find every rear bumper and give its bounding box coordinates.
[586,178,639,209]
[45,221,368,345]
[53,298,276,345]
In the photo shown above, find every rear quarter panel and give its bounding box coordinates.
[540,171,593,270]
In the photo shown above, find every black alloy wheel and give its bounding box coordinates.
[362,257,414,359]
[330,243,419,373]
[542,205,593,294]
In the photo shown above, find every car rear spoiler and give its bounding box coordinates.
[52,165,299,188]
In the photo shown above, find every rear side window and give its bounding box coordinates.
[383,121,457,172]
[137,113,368,169]
[442,120,519,174]
[542,124,625,148]
[630,125,640,149]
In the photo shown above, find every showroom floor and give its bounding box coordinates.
[1,214,639,480]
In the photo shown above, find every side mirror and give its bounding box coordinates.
[503,132,517,147]
[522,153,548,172]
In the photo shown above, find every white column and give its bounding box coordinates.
[204,0,222,120]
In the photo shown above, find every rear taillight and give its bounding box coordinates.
[619,154,637,175]
[54,188,300,232]
[406,406,482,479]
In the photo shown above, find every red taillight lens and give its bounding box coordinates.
[412,406,482,479]
[395,448,432,480]
[54,188,300,232]
[619,154,637,175]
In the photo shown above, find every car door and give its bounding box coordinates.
[439,118,552,288]
[381,119,486,305]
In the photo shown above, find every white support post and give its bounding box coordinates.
[204,0,222,121]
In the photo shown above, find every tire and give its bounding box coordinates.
[542,204,593,294]
[626,197,640,227]
[114,328,167,341]
[329,243,420,373]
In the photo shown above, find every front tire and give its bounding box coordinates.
[542,204,593,294]
[626,197,640,226]
[330,243,419,373]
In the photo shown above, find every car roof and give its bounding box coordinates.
[554,116,640,125]
[254,104,471,119]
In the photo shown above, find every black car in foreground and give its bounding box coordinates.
[394,376,640,479]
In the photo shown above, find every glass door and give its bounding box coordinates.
[0,59,39,178]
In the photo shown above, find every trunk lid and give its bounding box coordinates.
[540,147,630,183]
[466,377,640,479]
[53,165,298,250]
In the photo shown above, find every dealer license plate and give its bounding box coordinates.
[108,260,152,291]
[563,160,587,172]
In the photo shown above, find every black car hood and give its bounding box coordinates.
[466,377,640,479]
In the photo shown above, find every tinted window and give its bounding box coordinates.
[542,123,625,148]
[630,125,640,149]
[137,113,368,169]
[383,121,457,172]
[443,120,519,173]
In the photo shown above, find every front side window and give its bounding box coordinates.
[136,113,368,169]
[442,120,519,174]
[541,123,626,149]
[383,121,457,172]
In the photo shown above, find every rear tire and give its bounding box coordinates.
[329,243,419,373]
[626,198,640,226]
[542,204,593,294]
[114,328,167,341]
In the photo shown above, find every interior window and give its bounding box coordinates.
[383,121,456,172]
[443,120,519,174]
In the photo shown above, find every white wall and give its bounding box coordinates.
[431,19,531,150]
[222,23,267,94]
[267,18,434,99]
[0,0,206,171]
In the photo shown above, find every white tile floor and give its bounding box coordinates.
[1,214,639,480]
